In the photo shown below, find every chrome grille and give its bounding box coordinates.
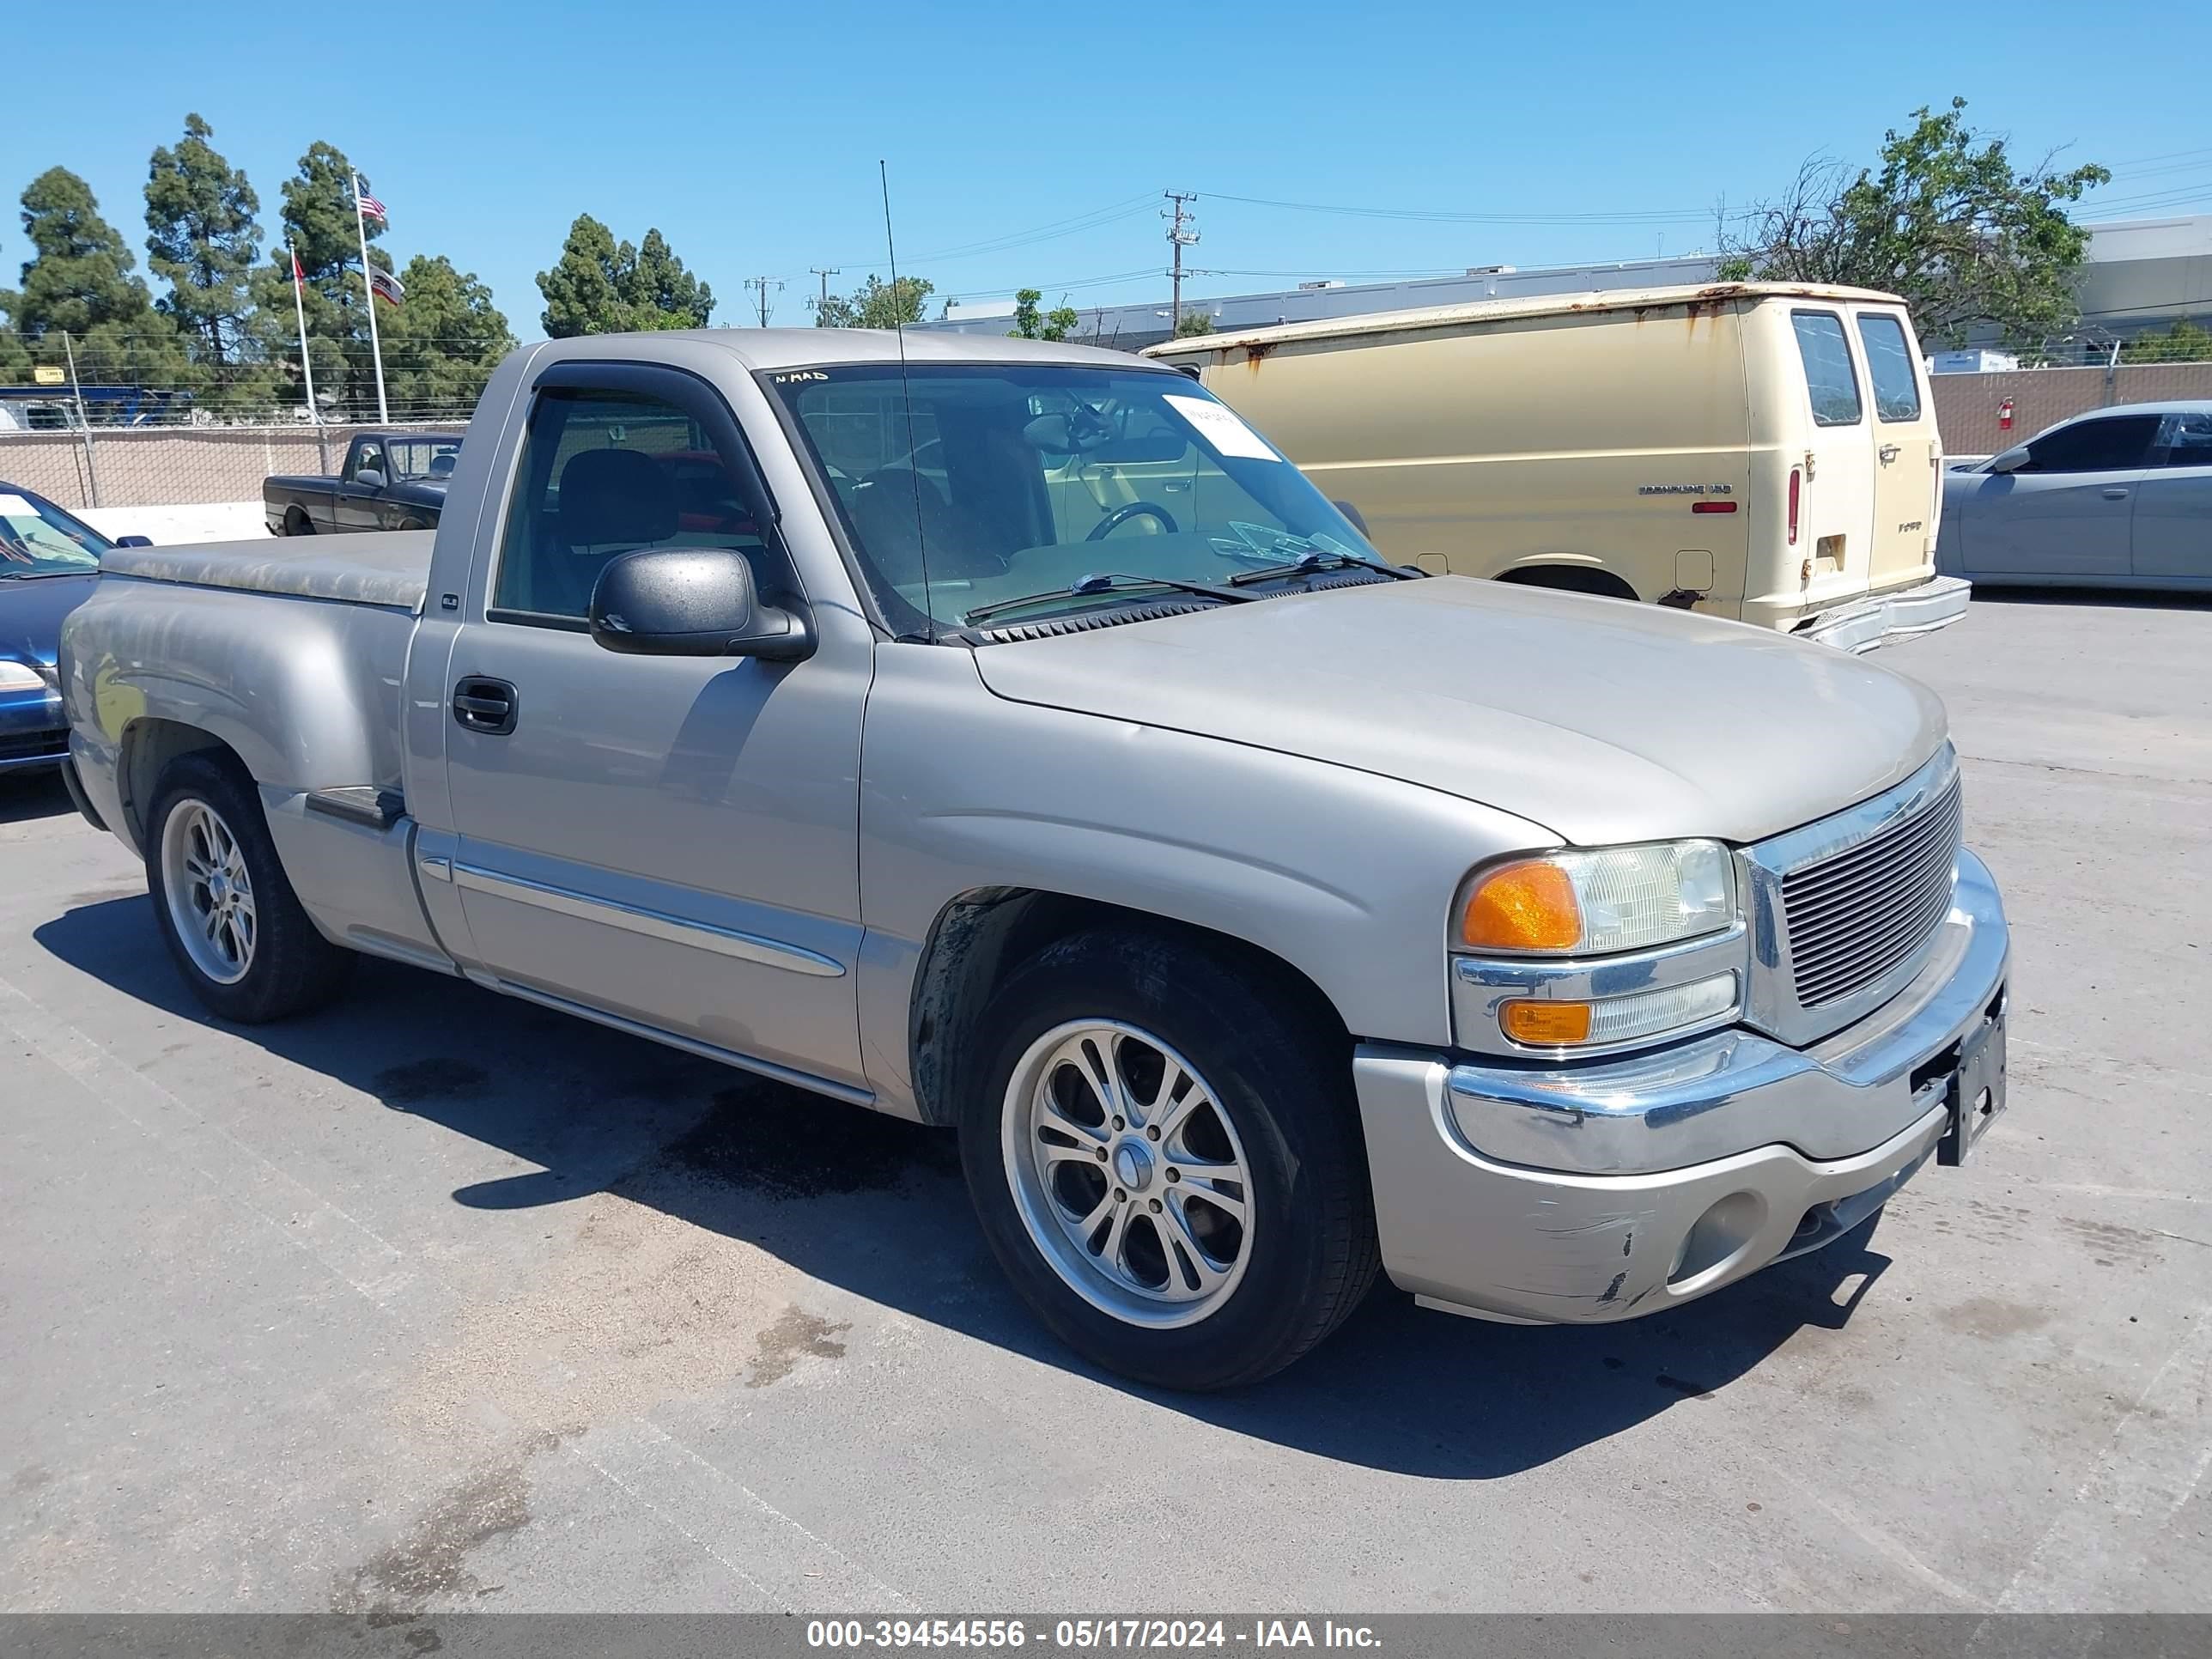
[1780,770,1962,1008]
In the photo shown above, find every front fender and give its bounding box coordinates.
[854,645,1556,1112]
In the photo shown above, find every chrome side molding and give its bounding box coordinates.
[448,861,848,978]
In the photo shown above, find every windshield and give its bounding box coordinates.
[765,363,1380,631]
[0,487,108,575]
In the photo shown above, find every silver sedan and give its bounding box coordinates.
[1937,399,2212,587]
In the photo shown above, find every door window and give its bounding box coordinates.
[2161,410,2212,465]
[1856,314,1923,422]
[1790,311,1863,426]
[349,441,385,483]
[490,386,776,624]
[2018,415,2162,474]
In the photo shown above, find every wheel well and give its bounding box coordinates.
[1496,563,1640,602]
[906,890,1348,1128]
[283,505,312,532]
[117,718,237,851]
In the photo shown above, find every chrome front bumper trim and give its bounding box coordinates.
[1799,573,1971,655]
[1443,848,2006,1174]
[1353,848,2008,1326]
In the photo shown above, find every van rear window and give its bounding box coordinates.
[1856,313,1923,422]
[1790,311,1863,427]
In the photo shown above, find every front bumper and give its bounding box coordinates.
[1797,573,1972,655]
[0,688,69,772]
[1354,848,2009,1325]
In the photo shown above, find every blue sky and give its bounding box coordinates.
[7,0,2209,340]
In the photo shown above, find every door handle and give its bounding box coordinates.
[452,676,518,736]
[1878,443,1901,464]
[2102,488,2130,500]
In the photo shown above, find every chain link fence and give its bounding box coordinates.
[0,416,472,514]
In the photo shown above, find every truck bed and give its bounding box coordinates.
[103,531,433,613]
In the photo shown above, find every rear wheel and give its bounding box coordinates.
[283,507,313,536]
[959,928,1378,1389]
[146,753,353,1022]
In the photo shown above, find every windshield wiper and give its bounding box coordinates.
[1228,549,1422,586]
[963,571,1256,626]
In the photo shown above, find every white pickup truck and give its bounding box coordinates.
[58,329,2010,1389]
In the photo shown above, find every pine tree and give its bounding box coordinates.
[144,114,263,368]
[538,215,714,337]
[244,142,390,417]
[14,167,196,406]
[380,255,515,415]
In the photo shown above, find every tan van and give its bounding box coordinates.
[1143,283,1968,651]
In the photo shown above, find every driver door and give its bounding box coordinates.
[336,440,387,533]
[438,362,869,1089]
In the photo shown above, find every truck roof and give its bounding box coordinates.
[1139,281,1911,359]
[533,327,1167,374]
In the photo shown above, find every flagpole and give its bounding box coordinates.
[288,239,327,471]
[352,172,390,425]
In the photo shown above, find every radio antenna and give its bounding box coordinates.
[880,159,933,641]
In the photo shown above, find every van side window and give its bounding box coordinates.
[1790,312,1863,427]
[1856,314,1923,422]
[490,386,775,624]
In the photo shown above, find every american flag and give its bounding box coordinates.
[354,174,388,224]
[368,265,405,306]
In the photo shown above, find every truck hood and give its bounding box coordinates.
[969,576,1948,847]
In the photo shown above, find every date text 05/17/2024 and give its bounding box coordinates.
[805,1620,1382,1650]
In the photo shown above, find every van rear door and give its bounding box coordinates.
[1852,307,1940,592]
[1786,308,1875,603]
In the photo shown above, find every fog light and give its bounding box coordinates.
[1501,972,1738,1050]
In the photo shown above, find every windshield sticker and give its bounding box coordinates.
[0,494,37,519]
[1164,394,1279,462]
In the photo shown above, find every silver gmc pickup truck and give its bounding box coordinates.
[58,330,2010,1390]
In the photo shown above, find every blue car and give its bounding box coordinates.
[0,483,148,775]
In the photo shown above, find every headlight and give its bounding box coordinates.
[1459,840,1736,956]
[0,659,52,693]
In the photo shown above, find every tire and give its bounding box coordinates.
[959,927,1379,1390]
[145,752,354,1023]
[283,507,313,536]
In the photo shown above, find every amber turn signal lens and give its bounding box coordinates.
[1462,860,1583,951]
[1500,1000,1594,1045]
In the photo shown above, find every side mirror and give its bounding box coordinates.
[588,545,815,662]
[354,468,386,490]
[1332,500,1371,537]
[114,534,154,548]
[1988,446,2030,474]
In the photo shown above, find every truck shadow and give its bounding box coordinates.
[0,771,75,824]
[38,894,1892,1480]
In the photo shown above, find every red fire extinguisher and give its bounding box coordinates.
[1998,398,2014,432]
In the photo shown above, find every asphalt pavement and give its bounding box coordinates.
[2,590,2207,1614]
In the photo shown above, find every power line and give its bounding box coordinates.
[1200,188,1735,227]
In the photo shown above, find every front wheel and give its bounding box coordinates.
[959,929,1378,1389]
[146,753,354,1022]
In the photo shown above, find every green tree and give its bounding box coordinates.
[144,114,263,369]
[11,167,197,407]
[2120,318,2212,364]
[813,273,934,328]
[1009,287,1079,341]
[1173,309,1214,337]
[536,215,714,337]
[1721,99,2109,346]
[378,254,516,414]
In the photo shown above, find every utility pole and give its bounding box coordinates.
[744,276,785,327]
[809,267,841,317]
[1164,191,1200,332]
[61,331,99,508]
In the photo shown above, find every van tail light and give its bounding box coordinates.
[1691,501,1737,514]
[1787,466,1802,545]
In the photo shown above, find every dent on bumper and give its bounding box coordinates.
[1800,574,1972,655]
[1356,849,2008,1326]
